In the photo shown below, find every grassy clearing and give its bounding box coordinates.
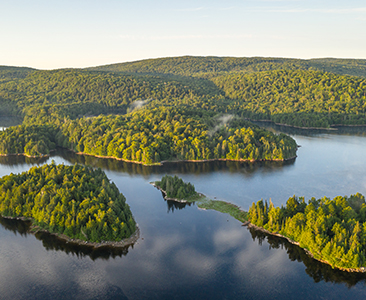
[197,199,248,223]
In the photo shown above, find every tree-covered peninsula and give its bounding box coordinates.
[0,107,298,163]
[249,194,366,271]
[0,162,136,243]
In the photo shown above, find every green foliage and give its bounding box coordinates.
[0,69,210,120]
[0,106,297,162]
[0,66,36,83]
[249,194,366,269]
[88,56,366,78]
[155,175,196,199]
[0,162,136,242]
[0,124,58,156]
[198,200,248,223]
[212,69,366,127]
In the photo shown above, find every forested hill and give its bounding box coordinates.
[0,66,36,83]
[0,68,222,118]
[1,55,366,137]
[87,56,366,78]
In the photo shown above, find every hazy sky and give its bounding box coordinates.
[1,0,365,69]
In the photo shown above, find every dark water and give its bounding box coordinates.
[2,123,366,299]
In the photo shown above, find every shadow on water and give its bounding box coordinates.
[166,199,195,213]
[0,147,296,177]
[0,216,31,236]
[0,154,49,166]
[248,227,366,287]
[0,216,134,261]
[54,148,296,178]
[252,120,366,137]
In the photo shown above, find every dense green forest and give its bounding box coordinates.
[2,56,366,129]
[1,55,366,163]
[0,106,298,163]
[0,163,136,243]
[88,56,366,78]
[249,193,366,270]
[212,69,366,127]
[155,175,197,200]
[0,124,58,156]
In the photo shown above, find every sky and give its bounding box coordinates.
[1,0,365,69]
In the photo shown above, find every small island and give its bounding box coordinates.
[153,175,199,202]
[0,162,137,246]
[248,194,366,272]
[152,175,248,223]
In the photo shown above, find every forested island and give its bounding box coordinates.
[153,175,198,201]
[0,162,137,245]
[248,194,366,272]
[153,175,248,223]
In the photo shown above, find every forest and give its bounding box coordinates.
[0,162,136,243]
[1,56,366,129]
[249,193,366,270]
[1,56,366,163]
[0,106,298,163]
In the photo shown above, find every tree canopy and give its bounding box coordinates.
[0,162,136,243]
[249,193,366,270]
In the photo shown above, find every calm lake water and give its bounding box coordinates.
[1,123,366,299]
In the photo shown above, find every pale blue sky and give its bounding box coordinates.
[1,0,365,69]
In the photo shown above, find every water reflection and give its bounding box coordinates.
[34,231,133,261]
[166,199,195,213]
[0,154,49,166]
[51,148,295,178]
[252,120,366,137]
[248,227,366,287]
[0,147,296,178]
[0,216,31,236]
[0,217,133,261]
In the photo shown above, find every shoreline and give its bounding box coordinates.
[0,153,51,158]
[244,222,366,273]
[0,147,297,165]
[248,118,366,130]
[1,215,140,249]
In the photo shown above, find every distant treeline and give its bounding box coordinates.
[1,57,366,129]
[88,56,366,78]
[249,193,366,270]
[0,163,136,242]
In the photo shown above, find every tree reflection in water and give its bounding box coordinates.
[0,216,133,261]
[248,226,366,287]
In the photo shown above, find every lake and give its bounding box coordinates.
[1,123,366,299]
